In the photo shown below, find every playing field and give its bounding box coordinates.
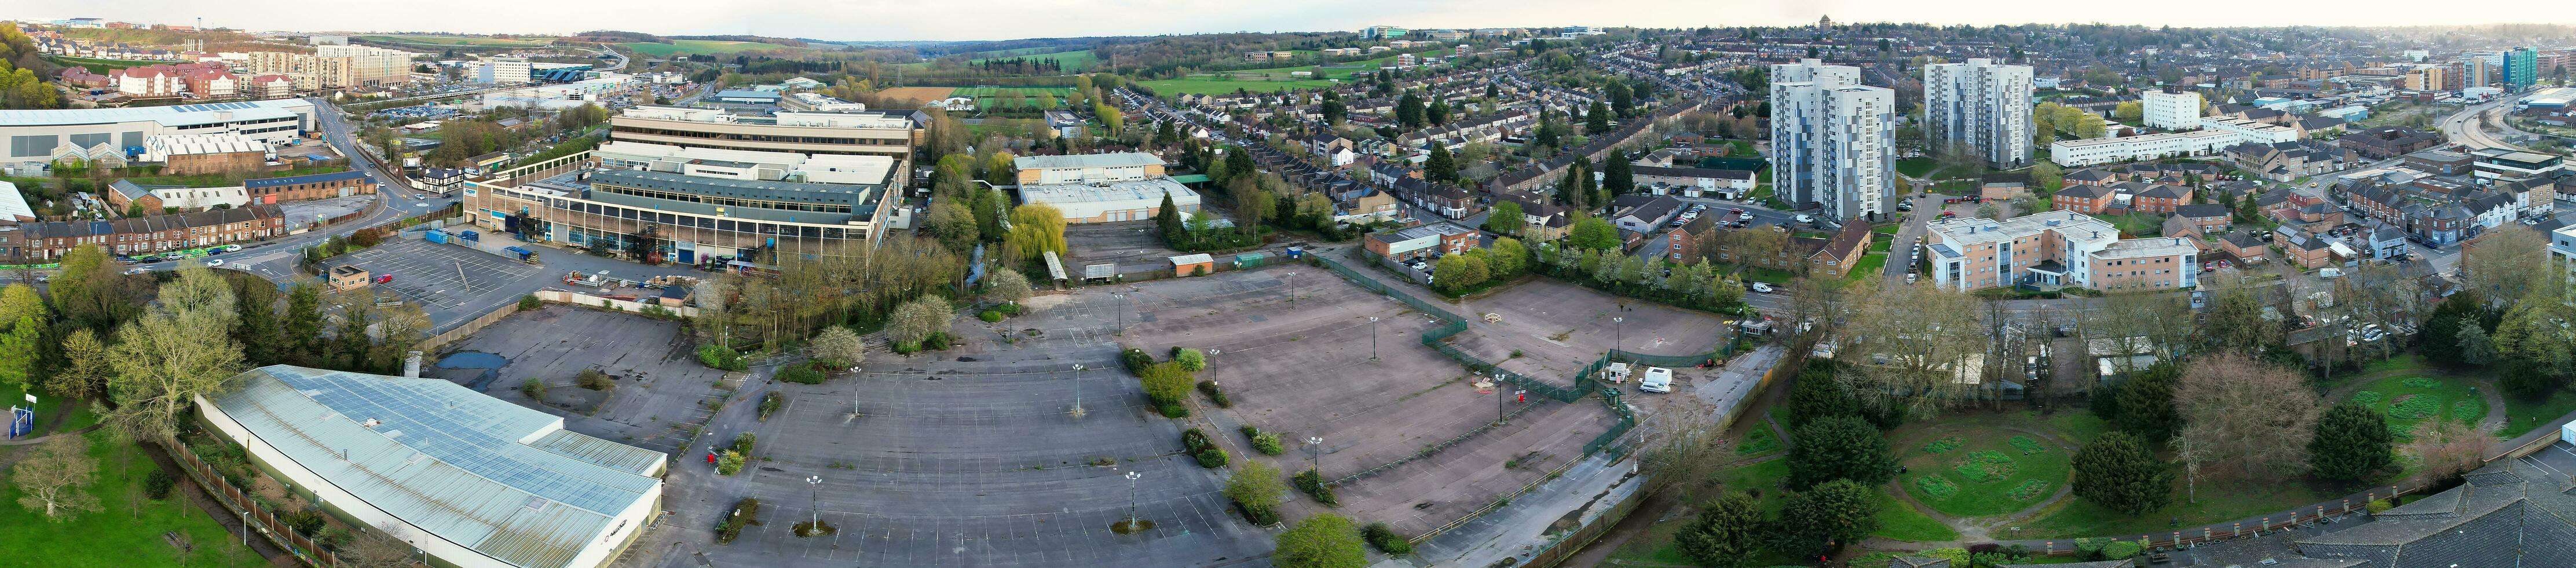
[357,34,554,47]
[1142,77,1338,95]
[972,49,1097,71]
[950,86,1077,110]
[620,39,792,57]
[873,86,957,103]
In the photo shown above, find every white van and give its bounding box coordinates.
[1637,367,1674,393]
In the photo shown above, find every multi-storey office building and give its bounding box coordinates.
[464,107,914,265]
[2505,47,2541,90]
[1770,59,1896,222]
[1922,58,2034,169]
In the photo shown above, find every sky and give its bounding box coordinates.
[11,0,2573,42]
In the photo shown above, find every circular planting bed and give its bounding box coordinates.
[1898,429,2072,517]
[2346,376,2484,442]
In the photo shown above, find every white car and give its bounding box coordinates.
[1750,282,1774,294]
[1795,214,1815,223]
[203,259,225,267]
[1637,367,1674,393]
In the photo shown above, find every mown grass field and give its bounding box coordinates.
[357,34,555,47]
[1141,77,1338,95]
[620,40,793,57]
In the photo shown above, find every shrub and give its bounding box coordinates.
[732,432,758,456]
[1121,348,1155,375]
[519,378,547,400]
[697,344,747,370]
[1253,432,1285,455]
[1156,402,1189,418]
[1181,428,1213,453]
[921,332,952,350]
[777,366,826,384]
[715,498,763,544]
[1196,380,1232,407]
[1362,522,1415,555]
[577,369,614,391]
[1174,348,1206,372]
[2101,541,2142,559]
[1193,447,1230,468]
[717,450,746,475]
[758,392,785,421]
[518,294,543,311]
[279,508,327,536]
[892,340,923,355]
[2073,537,2108,560]
[143,469,175,501]
[2367,498,2394,513]
[1237,502,1282,526]
[995,303,1023,316]
[978,310,1004,322]
[1293,468,1340,507]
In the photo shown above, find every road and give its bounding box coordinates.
[2439,99,2531,153]
[134,98,463,281]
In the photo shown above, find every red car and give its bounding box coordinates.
[375,274,395,283]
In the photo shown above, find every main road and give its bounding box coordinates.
[161,99,466,280]
[2439,99,2530,153]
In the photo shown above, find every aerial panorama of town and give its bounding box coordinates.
[4,6,2576,568]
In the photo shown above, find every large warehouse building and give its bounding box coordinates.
[0,99,313,169]
[1012,152,1201,223]
[195,365,665,568]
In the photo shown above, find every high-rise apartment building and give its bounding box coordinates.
[2461,57,2494,89]
[2140,88,2202,130]
[2506,48,2540,90]
[1922,58,2035,169]
[1770,59,1895,222]
[244,45,414,89]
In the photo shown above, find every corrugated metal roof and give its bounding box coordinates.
[528,429,663,476]
[0,99,311,128]
[1013,152,1165,170]
[206,366,663,568]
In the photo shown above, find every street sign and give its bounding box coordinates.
[21,393,31,405]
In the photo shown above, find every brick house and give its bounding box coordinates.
[15,205,285,260]
[2339,126,2439,160]
[2162,203,2233,236]
[2129,184,2194,215]
[2054,185,2117,214]
[1803,223,1875,276]
[2216,230,2270,263]
[244,170,374,205]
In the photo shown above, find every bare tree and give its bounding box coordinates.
[2458,226,2551,306]
[10,436,102,521]
[2174,354,2319,480]
[1637,412,1735,499]
[1839,283,1989,414]
[2409,420,2489,483]
[334,522,426,568]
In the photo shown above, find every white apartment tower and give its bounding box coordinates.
[1770,59,1896,222]
[1923,58,2035,169]
[2140,88,2203,130]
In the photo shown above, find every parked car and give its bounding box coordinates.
[1794,214,1815,224]
[1750,282,1775,293]
[123,267,151,275]
[1905,273,1919,285]
[375,274,395,284]
[1637,367,1674,393]
[202,258,224,267]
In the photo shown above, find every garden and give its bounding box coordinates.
[1896,427,2072,518]
[2343,375,2486,442]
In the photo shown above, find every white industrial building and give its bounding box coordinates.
[1922,58,2035,169]
[1018,179,1202,223]
[1770,59,1895,222]
[0,99,313,167]
[2140,89,2203,130]
[195,366,665,568]
[481,56,532,85]
[140,133,269,163]
[2197,116,2300,144]
[478,75,641,110]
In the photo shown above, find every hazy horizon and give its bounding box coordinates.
[9,0,2576,42]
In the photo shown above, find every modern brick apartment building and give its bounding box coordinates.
[1921,210,2199,292]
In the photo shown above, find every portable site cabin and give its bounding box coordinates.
[1041,250,1070,288]
[1169,253,1215,276]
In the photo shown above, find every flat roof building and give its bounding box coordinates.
[1922,210,2198,292]
[196,366,665,568]
[1018,178,1201,224]
[0,99,312,166]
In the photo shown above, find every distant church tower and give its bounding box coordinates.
[1816,15,1834,31]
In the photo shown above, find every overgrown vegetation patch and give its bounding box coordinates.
[1920,436,1964,454]
[1953,450,2017,482]
[1912,475,1960,500]
[2008,435,2045,454]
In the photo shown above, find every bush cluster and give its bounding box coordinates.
[758,392,785,421]
[697,344,748,370]
[577,369,615,391]
[1197,380,1232,407]
[1293,469,1339,507]
[1241,425,1285,455]
[1121,348,1155,376]
[715,498,763,544]
[777,365,826,385]
[144,469,174,501]
[1362,522,1414,555]
[978,310,1004,322]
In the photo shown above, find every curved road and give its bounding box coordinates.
[183,99,463,282]
[2438,99,2530,153]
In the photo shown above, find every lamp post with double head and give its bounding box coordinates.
[805,476,822,529]
[1070,363,1086,418]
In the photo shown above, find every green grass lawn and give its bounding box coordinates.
[973,49,1096,71]
[621,40,793,57]
[1737,423,1783,456]
[1143,77,1338,95]
[1611,457,1953,563]
[2021,472,2340,540]
[1846,253,1889,283]
[2346,375,2485,442]
[0,385,96,438]
[2503,389,2576,439]
[1898,428,2072,517]
[1876,492,1961,541]
[2088,212,2162,237]
[1897,158,1941,178]
[0,430,270,567]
